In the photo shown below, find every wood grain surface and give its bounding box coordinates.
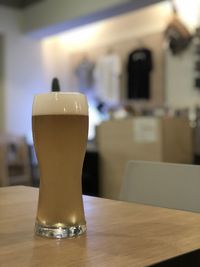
[0,186,200,267]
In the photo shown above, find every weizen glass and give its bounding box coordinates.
[32,92,88,238]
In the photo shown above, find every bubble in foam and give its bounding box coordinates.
[32,92,88,116]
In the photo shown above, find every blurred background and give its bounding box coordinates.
[0,0,199,199]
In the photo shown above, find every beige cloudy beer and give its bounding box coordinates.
[32,92,88,238]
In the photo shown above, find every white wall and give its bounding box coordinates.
[43,1,200,110]
[40,1,171,100]
[165,43,200,108]
[0,6,49,142]
[22,0,163,37]
[164,0,200,109]
[50,1,171,50]
[0,35,5,131]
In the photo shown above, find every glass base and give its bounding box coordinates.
[35,222,86,239]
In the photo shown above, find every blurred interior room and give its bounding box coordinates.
[0,0,200,200]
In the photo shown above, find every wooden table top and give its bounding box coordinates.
[1,186,200,267]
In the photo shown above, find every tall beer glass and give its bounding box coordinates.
[32,92,88,238]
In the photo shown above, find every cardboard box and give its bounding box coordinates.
[96,117,193,199]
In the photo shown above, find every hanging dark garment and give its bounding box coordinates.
[127,48,153,100]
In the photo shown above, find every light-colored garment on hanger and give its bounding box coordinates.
[94,53,122,105]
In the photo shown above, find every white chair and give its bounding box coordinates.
[119,160,200,213]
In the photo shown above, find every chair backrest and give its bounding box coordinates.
[0,134,31,186]
[119,160,200,212]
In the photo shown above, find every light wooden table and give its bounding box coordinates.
[1,186,200,267]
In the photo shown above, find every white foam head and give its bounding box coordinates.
[32,92,88,116]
